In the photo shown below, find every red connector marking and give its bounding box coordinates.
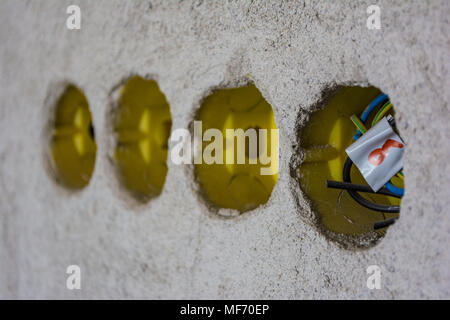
[368,139,404,166]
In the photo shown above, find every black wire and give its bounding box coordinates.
[374,218,398,230]
[326,180,402,198]
[342,98,400,229]
[342,157,400,213]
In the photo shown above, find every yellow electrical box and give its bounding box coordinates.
[299,86,402,236]
[51,85,97,189]
[195,84,278,212]
[114,76,172,200]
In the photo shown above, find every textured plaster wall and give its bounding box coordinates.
[0,0,449,299]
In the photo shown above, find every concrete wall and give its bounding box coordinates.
[0,0,448,299]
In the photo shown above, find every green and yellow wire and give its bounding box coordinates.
[350,115,367,134]
[372,101,392,127]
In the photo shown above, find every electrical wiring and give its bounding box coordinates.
[342,157,401,213]
[326,180,402,198]
[374,217,398,230]
[350,114,367,134]
[372,101,392,127]
[353,93,388,140]
[325,93,404,229]
[350,97,404,197]
[385,181,404,196]
[325,94,405,229]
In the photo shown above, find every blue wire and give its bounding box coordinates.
[385,182,404,196]
[352,93,404,197]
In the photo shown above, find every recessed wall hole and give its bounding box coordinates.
[49,84,97,189]
[112,76,172,202]
[195,84,278,214]
[296,85,404,247]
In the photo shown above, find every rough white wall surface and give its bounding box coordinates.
[0,0,449,299]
